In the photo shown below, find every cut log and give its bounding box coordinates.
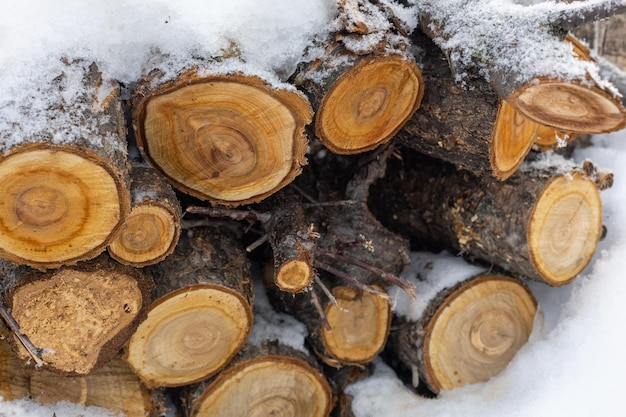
[397,31,539,180]
[293,0,424,154]
[269,281,391,368]
[108,166,182,267]
[124,224,254,388]
[0,328,155,417]
[183,342,333,417]
[416,1,626,133]
[369,150,606,286]
[0,59,130,269]
[3,255,153,375]
[132,60,312,206]
[389,252,537,393]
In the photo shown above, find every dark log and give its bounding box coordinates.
[397,31,539,180]
[124,224,254,388]
[369,149,606,286]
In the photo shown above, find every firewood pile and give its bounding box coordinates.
[1,1,625,416]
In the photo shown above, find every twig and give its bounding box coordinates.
[0,302,48,367]
[318,252,416,300]
[313,274,344,312]
[313,259,390,300]
[246,234,269,252]
[309,286,332,331]
[186,206,272,224]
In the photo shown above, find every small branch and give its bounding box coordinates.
[186,205,272,224]
[309,286,332,331]
[0,302,48,367]
[313,259,390,300]
[246,234,269,253]
[314,274,344,312]
[548,0,626,32]
[318,252,416,300]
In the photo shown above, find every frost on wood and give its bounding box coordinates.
[416,0,626,133]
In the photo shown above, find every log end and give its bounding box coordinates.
[275,259,313,293]
[8,260,149,375]
[316,55,424,154]
[528,173,603,286]
[125,284,254,388]
[322,285,391,365]
[108,204,181,267]
[508,79,626,134]
[0,144,129,269]
[134,72,312,206]
[189,355,333,417]
[491,101,539,180]
[423,276,537,392]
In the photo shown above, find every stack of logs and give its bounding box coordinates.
[1,1,626,416]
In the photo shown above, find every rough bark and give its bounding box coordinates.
[397,31,539,180]
[390,271,536,393]
[0,59,130,269]
[293,0,424,154]
[369,149,606,286]
[182,341,333,417]
[124,224,254,388]
[417,0,626,133]
[132,58,312,206]
[108,166,182,267]
[3,254,153,375]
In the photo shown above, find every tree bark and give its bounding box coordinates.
[417,0,626,133]
[292,0,423,155]
[108,166,182,267]
[369,149,606,286]
[132,59,312,206]
[0,59,130,269]
[183,341,333,417]
[388,253,537,393]
[2,255,153,375]
[124,224,254,388]
[397,31,540,180]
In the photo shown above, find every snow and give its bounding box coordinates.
[1,1,626,416]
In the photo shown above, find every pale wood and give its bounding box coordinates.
[5,255,152,375]
[133,67,312,206]
[392,275,537,392]
[0,60,130,269]
[108,166,181,267]
[0,326,29,401]
[185,342,333,417]
[124,225,254,387]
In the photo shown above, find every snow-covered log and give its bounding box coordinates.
[131,56,312,207]
[0,59,130,269]
[292,0,424,154]
[416,0,626,133]
[397,31,541,180]
[369,149,607,286]
[124,225,254,388]
[388,252,537,393]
